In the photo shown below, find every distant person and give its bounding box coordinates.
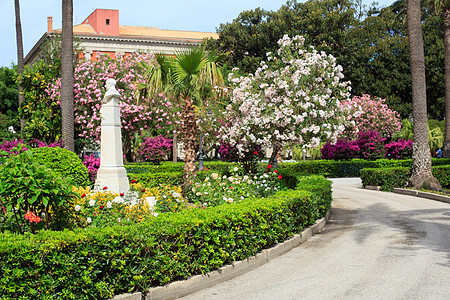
[436,148,443,158]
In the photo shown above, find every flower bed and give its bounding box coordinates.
[0,175,331,299]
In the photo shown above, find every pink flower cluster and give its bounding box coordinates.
[341,94,401,139]
[47,53,181,147]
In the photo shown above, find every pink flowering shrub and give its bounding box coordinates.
[139,135,172,164]
[82,154,101,182]
[384,139,413,159]
[0,138,62,157]
[341,94,401,139]
[0,140,28,157]
[321,139,360,160]
[357,131,386,160]
[47,53,181,159]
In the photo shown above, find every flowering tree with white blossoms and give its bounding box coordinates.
[220,35,352,165]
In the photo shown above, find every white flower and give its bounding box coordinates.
[240,196,244,200]
[172,192,181,198]
[112,196,124,203]
[233,167,239,172]
[89,200,96,207]
[211,173,219,180]
[203,202,208,206]
[86,217,92,223]
[196,192,202,196]
[75,205,81,211]
[117,218,121,223]
[153,212,159,217]
[8,126,16,134]
[106,201,112,209]
[146,196,157,209]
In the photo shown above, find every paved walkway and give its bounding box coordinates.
[180,178,450,300]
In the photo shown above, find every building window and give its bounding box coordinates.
[106,19,110,26]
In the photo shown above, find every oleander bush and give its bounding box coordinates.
[0,176,331,299]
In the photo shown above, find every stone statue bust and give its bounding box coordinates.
[102,78,121,105]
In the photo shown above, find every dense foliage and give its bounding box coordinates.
[360,165,450,191]
[208,0,445,119]
[0,176,330,299]
[27,147,90,187]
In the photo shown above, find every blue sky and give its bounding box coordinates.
[1,0,396,68]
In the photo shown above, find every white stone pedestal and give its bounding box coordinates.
[95,79,130,193]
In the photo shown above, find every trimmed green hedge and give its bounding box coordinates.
[360,165,450,191]
[279,158,450,178]
[26,147,90,187]
[0,176,331,299]
[125,161,231,175]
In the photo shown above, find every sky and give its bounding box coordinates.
[0,0,396,68]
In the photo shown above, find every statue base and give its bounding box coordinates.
[95,166,130,193]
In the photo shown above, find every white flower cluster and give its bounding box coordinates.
[220,34,351,156]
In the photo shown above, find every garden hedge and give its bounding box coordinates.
[360,165,450,191]
[0,176,331,299]
[25,147,90,187]
[279,158,450,178]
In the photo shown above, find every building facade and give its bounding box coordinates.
[25,8,218,65]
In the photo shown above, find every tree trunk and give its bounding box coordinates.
[182,98,197,194]
[14,0,24,130]
[61,0,75,152]
[443,9,450,157]
[173,131,177,163]
[407,0,441,190]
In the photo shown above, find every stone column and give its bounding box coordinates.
[95,78,130,193]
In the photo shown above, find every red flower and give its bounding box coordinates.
[253,151,258,155]
[24,211,41,223]
[278,175,282,179]
[268,164,272,169]
[99,206,104,209]
[130,179,137,183]
[81,193,86,198]
[120,193,124,196]
[103,186,108,190]
[274,170,278,174]
[141,189,146,193]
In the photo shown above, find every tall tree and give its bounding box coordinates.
[61,0,74,151]
[14,0,24,130]
[407,0,441,189]
[137,47,226,192]
[433,0,450,156]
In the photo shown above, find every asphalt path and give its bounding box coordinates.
[179,178,450,300]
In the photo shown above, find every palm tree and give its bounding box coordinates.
[61,0,75,152]
[137,47,226,191]
[407,0,441,189]
[432,0,450,157]
[14,0,24,130]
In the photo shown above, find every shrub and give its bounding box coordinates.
[83,154,100,182]
[0,178,329,299]
[139,135,172,164]
[384,139,413,159]
[341,94,401,138]
[27,147,90,187]
[0,150,76,233]
[321,138,359,160]
[360,164,450,191]
[356,131,386,160]
[0,139,28,157]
